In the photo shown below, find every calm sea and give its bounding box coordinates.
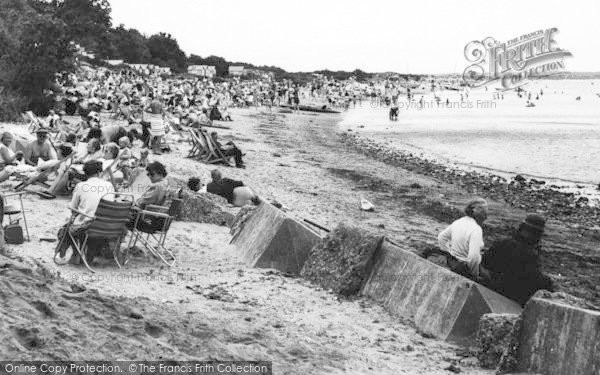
[339,79,600,185]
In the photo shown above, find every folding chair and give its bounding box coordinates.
[2,191,30,241]
[100,152,124,190]
[198,130,233,166]
[187,129,210,161]
[127,190,181,267]
[23,111,60,139]
[54,193,134,272]
[14,154,75,191]
[23,111,44,133]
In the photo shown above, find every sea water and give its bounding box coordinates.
[339,79,600,185]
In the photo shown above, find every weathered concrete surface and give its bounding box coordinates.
[301,223,383,297]
[231,202,323,274]
[476,313,520,369]
[515,297,600,375]
[361,241,522,345]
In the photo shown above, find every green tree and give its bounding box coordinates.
[147,32,187,72]
[109,25,150,63]
[51,0,113,57]
[0,0,75,119]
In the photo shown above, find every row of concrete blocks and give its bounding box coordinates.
[231,203,600,375]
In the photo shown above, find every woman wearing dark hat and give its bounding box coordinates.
[481,214,555,306]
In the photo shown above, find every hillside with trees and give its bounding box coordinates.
[0,0,375,120]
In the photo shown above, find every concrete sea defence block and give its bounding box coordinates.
[361,240,522,345]
[476,313,520,369]
[231,202,323,274]
[515,297,600,375]
[301,223,383,297]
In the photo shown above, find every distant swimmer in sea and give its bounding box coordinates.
[576,96,581,101]
[526,101,535,107]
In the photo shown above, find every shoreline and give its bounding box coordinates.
[338,131,600,231]
[1,105,598,370]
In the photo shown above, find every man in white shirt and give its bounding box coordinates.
[57,160,114,263]
[438,198,490,280]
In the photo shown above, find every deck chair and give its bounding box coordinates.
[127,189,181,267]
[54,193,134,272]
[187,129,210,161]
[198,130,233,166]
[100,152,125,190]
[23,111,60,139]
[23,111,45,133]
[14,154,75,191]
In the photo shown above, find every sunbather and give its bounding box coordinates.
[209,132,245,168]
[194,108,212,128]
[206,169,260,206]
[0,132,24,166]
[101,124,127,144]
[23,130,57,166]
[41,140,114,198]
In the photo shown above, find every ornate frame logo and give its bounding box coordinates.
[463,28,572,89]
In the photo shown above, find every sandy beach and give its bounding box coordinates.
[1,102,599,372]
[0,108,494,374]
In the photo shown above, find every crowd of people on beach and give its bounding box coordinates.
[0,63,283,263]
[0,61,561,308]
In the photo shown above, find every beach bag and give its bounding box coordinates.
[4,223,24,245]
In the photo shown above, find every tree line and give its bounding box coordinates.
[0,0,375,119]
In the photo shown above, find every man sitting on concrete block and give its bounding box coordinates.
[481,214,555,306]
[437,198,491,281]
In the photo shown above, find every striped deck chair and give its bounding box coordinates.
[198,130,233,166]
[187,129,210,161]
[54,193,135,272]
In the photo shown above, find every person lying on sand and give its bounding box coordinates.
[206,169,261,207]
[481,214,555,306]
[437,198,491,281]
[38,140,113,198]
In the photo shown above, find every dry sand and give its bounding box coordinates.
[1,102,598,372]
[0,108,496,374]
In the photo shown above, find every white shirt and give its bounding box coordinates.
[69,177,115,226]
[438,216,484,277]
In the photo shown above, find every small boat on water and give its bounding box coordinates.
[280,104,340,114]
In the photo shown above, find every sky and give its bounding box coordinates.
[110,0,600,74]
